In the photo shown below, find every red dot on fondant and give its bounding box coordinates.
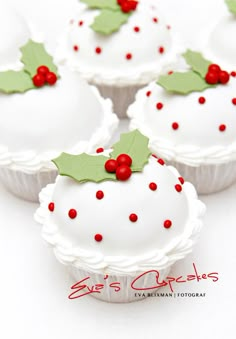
[96,190,104,200]
[48,202,54,212]
[219,124,226,132]
[232,98,236,105]
[172,122,179,130]
[126,53,132,60]
[175,184,182,192]
[153,17,158,23]
[96,147,104,153]
[167,25,171,30]
[156,102,163,110]
[168,70,173,75]
[134,26,140,32]
[158,158,165,165]
[95,47,102,54]
[152,154,158,158]
[199,96,206,104]
[231,71,236,77]
[179,177,185,185]
[73,45,79,52]
[146,90,151,97]
[149,182,157,191]
[129,213,138,222]
[159,46,165,54]
[95,234,103,242]
[164,220,172,229]
[68,209,77,219]
[79,20,83,26]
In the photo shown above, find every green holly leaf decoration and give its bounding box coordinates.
[225,0,236,14]
[183,50,212,78]
[21,40,58,77]
[53,130,151,183]
[0,70,35,93]
[53,153,116,183]
[111,130,151,172]
[157,71,215,95]
[91,9,130,35]
[80,0,119,10]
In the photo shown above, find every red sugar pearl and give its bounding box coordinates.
[152,154,158,158]
[167,25,171,30]
[158,158,165,165]
[232,98,236,105]
[198,96,206,104]
[146,91,151,97]
[94,234,103,242]
[159,46,165,54]
[219,71,230,84]
[96,147,104,153]
[175,184,182,192]
[37,65,49,77]
[172,122,179,130]
[134,26,140,32]
[48,202,54,212]
[149,182,157,191]
[96,191,104,200]
[95,47,102,54]
[32,74,45,87]
[179,177,185,185]
[153,17,158,23]
[168,70,173,75]
[219,124,226,132]
[79,20,83,26]
[46,72,57,86]
[105,159,118,173]
[164,220,172,229]
[126,53,132,60]
[129,213,138,222]
[117,154,132,167]
[73,45,79,52]
[116,165,132,181]
[68,209,77,219]
[156,102,163,110]
[231,71,236,77]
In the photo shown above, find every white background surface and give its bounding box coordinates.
[0,0,235,338]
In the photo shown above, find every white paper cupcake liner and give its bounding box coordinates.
[69,265,170,303]
[169,160,236,195]
[95,84,144,119]
[0,167,57,202]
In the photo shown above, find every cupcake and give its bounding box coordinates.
[128,50,236,194]
[56,0,182,118]
[203,0,236,72]
[0,37,118,202]
[34,130,205,303]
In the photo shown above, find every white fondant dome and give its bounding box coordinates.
[0,5,31,71]
[0,67,118,172]
[56,1,181,86]
[128,79,236,165]
[35,156,205,274]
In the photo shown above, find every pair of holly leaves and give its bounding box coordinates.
[0,40,58,94]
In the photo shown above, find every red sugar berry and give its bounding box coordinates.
[117,0,125,4]
[158,158,165,165]
[129,213,138,222]
[121,2,132,12]
[73,45,79,51]
[146,91,151,97]
[117,154,132,167]
[126,53,132,60]
[96,191,104,200]
[219,124,226,132]
[232,98,236,105]
[32,74,45,87]
[175,184,182,192]
[156,102,163,110]
[95,47,102,54]
[96,147,104,153]
[129,1,138,10]
[208,64,221,74]
[164,220,172,229]
[198,96,206,104]
[105,159,118,173]
[48,202,54,212]
[219,71,230,84]
[46,72,57,85]
[94,234,103,242]
[149,182,157,191]
[134,26,140,32]
[68,209,77,219]
[116,165,132,181]
[172,122,179,130]
[37,65,49,77]
[205,71,219,84]
[179,177,185,185]
[231,71,236,77]
[159,46,165,54]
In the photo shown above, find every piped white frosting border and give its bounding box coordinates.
[128,86,236,166]
[0,87,118,174]
[35,167,205,275]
